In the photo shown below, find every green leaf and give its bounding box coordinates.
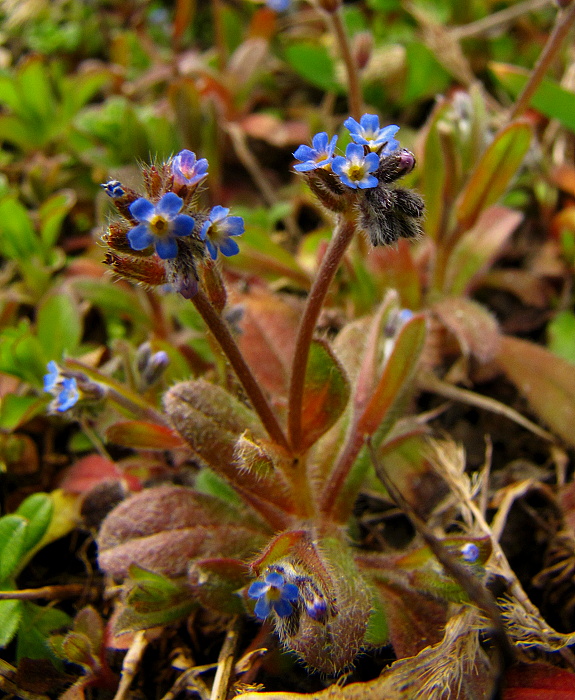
[421,100,451,242]
[0,395,46,431]
[16,493,54,558]
[0,515,29,582]
[71,278,151,328]
[37,293,82,361]
[300,340,350,452]
[490,62,575,134]
[0,196,37,260]
[38,190,76,250]
[547,311,575,365]
[17,602,72,663]
[283,44,343,94]
[455,120,532,231]
[0,599,22,647]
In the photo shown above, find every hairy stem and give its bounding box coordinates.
[327,9,363,120]
[192,289,290,451]
[509,1,575,121]
[287,216,356,452]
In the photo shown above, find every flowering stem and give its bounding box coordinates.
[287,216,356,453]
[191,289,291,452]
[327,9,363,121]
[509,1,575,121]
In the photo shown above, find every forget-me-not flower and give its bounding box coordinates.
[460,542,480,563]
[128,192,196,260]
[266,0,290,10]
[293,132,338,172]
[199,205,244,260]
[101,180,125,199]
[344,115,400,154]
[331,143,379,189]
[248,571,299,619]
[44,362,80,413]
[172,150,209,188]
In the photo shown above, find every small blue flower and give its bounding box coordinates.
[344,115,400,154]
[54,377,80,413]
[200,205,244,260]
[172,150,209,187]
[460,543,480,563]
[266,0,290,12]
[101,180,125,199]
[331,143,380,189]
[43,361,60,393]
[293,132,338,172]
[128,192,195,260]
[248,571,300,619]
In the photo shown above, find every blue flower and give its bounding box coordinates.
[248,571,299,619]
[200,205,244,260]
[44,362,80,412]
[331,143,380,189]
[460,543,480,563]
[293,132,338,172]
[172,150,209,187]
[128,192,196,260]
[266,0,290,11]
[101,180,125,199]
[344,115,400,154]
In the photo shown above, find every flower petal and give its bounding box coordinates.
[293,144,316,162]
[171,214,195,237]
[248,581,270,599]
[209,205,229,223]
[254,596,272,619]
[129,198,155,222]
[265,571,285,587]
[205,239,217,260]
[155,237,178,260]
[156,192,183,218]
[128,224,154,251]
[223,216,244,237]
[218,238,240,257]
[272,597,293,618]
[282,583,300,602]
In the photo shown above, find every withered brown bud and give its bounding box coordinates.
[352,31,373,71]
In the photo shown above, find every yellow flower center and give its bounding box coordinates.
[149,215,169,237]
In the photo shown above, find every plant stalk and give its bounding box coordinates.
[327,9,363,120]
[192,289,291,451]
[287,216,356,452]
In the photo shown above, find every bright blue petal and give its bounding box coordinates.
[461,543,480,563]
[44,361,59,392]
[364,152,380,172]
[155,237,178,259]
[248,581,270,599]
[293,144,316,161]
[282,583,300,602]
[360,113,380,132]
[326,134,338,156]
[56,378,79,412]
[205,239,218,260]
[219,238,240,257]
[224,216,244,237]
[343,116,361,135]
[311,132,329,152]
[272,598,293,618]
[345,143,366,161]
[357,175,378,189]
[129,198,155,222]
[331,156,347,176]
[337,173,359,189]
[209,205,229,222]
[128,224,154,251]
[265,571,285,587]
[199,221,210,241]
[294,161,318,172]
[156,192,183,218]
[171,214,195,237]
[254,596,272,619]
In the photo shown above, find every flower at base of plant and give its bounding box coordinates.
[171,150,209,188]
[128,192,196,260]
[199,205,244,260]
[248,571,300,619]
[293,132,338,172]
[331,143,379,189]
[44,363,80,413]
[344,115,400,154]
[460,543,480,563]
[266,0,290,10]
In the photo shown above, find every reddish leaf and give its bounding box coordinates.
[300,340,350,452]
[105,421,185,451]
[58,455,140,494]
[496,335,575,448]
[504,663,575,699]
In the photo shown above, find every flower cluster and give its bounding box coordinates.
[43,362,105,414]
[293,113,425,245]
[101,150,244,297]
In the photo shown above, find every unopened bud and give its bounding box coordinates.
[141,351,170,386]
[352,31,373,71]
